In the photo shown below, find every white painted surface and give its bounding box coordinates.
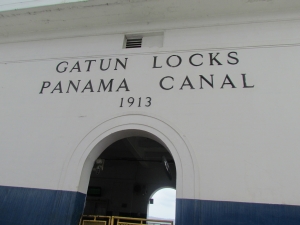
[1,0,300,207]
[1,0,300,43]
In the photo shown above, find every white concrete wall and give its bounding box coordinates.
[1,14,300,207]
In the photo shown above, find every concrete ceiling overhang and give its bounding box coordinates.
[1,0,300,40]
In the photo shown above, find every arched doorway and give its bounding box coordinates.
[83,137,176,218]
[148,188,176,222]
[59,114,199,224]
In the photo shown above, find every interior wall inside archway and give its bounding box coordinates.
[83,137,176,218]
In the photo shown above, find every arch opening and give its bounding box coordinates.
[83,136,177,219]
[61,114,199,224]
[147,188,176,222]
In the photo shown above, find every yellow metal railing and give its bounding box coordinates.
[80,215,173,225]
[112,216,173,225]
[79,215,112,225]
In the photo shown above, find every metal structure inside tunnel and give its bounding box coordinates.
[83,136,176,219]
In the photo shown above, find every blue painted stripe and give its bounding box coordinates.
[2,186,300,225]
[0,186,85,225]
[176,199,300,225]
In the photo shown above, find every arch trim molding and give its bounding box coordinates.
[59,113,199,200]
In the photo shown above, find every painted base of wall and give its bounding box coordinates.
[1,186,300,225]
[176,199,300,225]
[0,186,85,225]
